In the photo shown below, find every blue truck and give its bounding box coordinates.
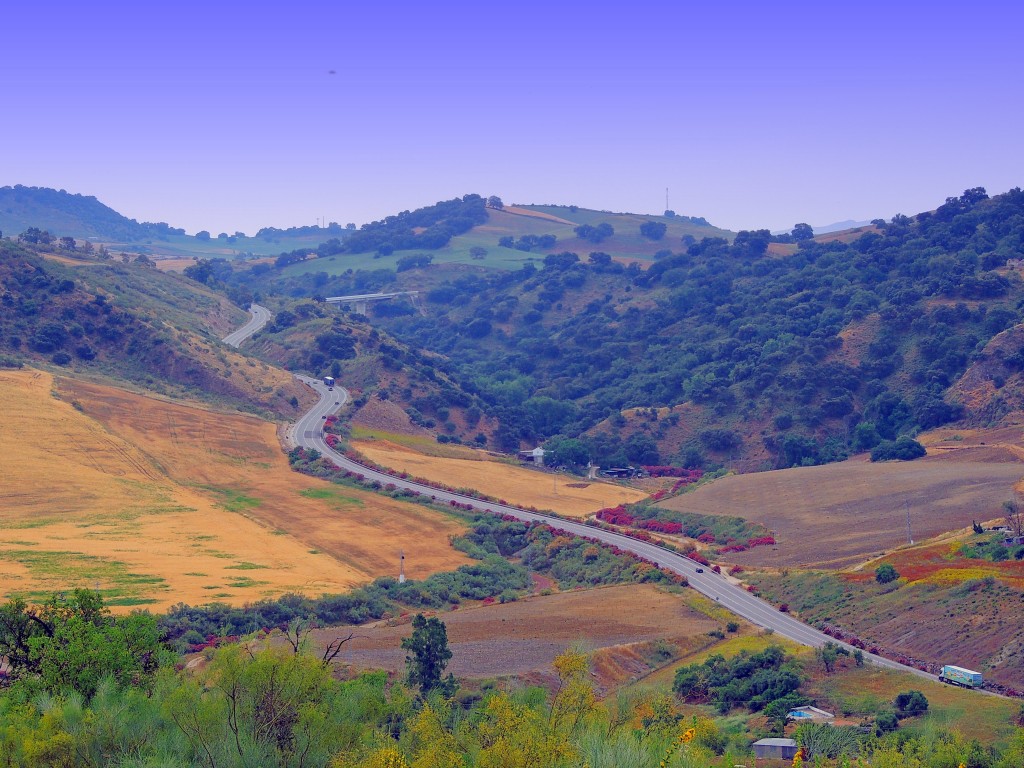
[323,376,335,390]
[939,664,983,689]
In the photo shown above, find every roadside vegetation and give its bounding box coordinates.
[2,589,1024,766]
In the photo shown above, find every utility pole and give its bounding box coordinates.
[665,187,669,213]
[398,550,406,583]
[905,502,913,545]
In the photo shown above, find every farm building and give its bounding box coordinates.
[518,447,546,465]
[753,738,799,760]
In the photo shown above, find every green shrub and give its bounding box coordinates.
[870,436,926,462]
[875,563,899,584]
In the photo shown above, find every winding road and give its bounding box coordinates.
[222,303,271,348]
[286,374,936,682]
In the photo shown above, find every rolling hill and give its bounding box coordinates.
[208,186,1024,477]
[0,238,308,416]
[282,199,730,276]
[0,185,350,260]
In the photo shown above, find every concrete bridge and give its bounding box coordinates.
[324,291,419,315]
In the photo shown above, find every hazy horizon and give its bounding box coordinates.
[3,1,1021,235]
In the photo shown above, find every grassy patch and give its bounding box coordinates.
[198,485,261,513]
[351,427,482,459]
[683,633,807,665]
[227,577,270,588]
[106,596,159,607]
[224,562,269,570]
[5,517,64,530]
[682,592,742,624]
[813,665,1018,747]
[0,549,167,601]
[298,487,364,506]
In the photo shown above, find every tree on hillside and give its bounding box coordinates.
[195,230,211,240]
[486,196,504,209]
[733,229,771,257]
[18,227,54,245]
[574,222,614,243]
[639,221,667,240]
[870,436,926,462]
[402,614,456,697]
[791,222,814,241]
[875,563,899,584]
[1005,498,1024,538]
[894,690,929,717]
[0,590,169,699]
[59,236,76,251]
[543,436,590,469]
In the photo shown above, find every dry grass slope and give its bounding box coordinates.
[352,437,647,517]
[0,369,469,611]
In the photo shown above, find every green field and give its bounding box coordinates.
[281,205,734,277]
[114,232,337,261]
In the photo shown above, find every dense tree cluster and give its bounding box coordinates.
[340,194,488,254]
[573,222,614,243]
[497,233,557,251]
[368,187,1024,466]
[639,220,667,240]
[673,645,804,716]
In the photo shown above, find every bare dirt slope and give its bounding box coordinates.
[657,454,1023,569]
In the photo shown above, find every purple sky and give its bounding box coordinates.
[3,1,1022,235]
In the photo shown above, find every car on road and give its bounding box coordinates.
[696,567,704,573]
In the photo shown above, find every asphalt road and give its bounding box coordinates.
[288,374,936,682]
[222,303,271,348]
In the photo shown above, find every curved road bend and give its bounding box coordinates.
[222,303,271,348]
[287,375,937,683]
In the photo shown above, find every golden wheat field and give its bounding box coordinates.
[0,369,469,610]
[352,438,647,517]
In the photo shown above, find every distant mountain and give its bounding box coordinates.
[0,185,184,242]
[812,219,873,234]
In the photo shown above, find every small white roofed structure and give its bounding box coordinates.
[519,447,546,465]
[753,738,798,760]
